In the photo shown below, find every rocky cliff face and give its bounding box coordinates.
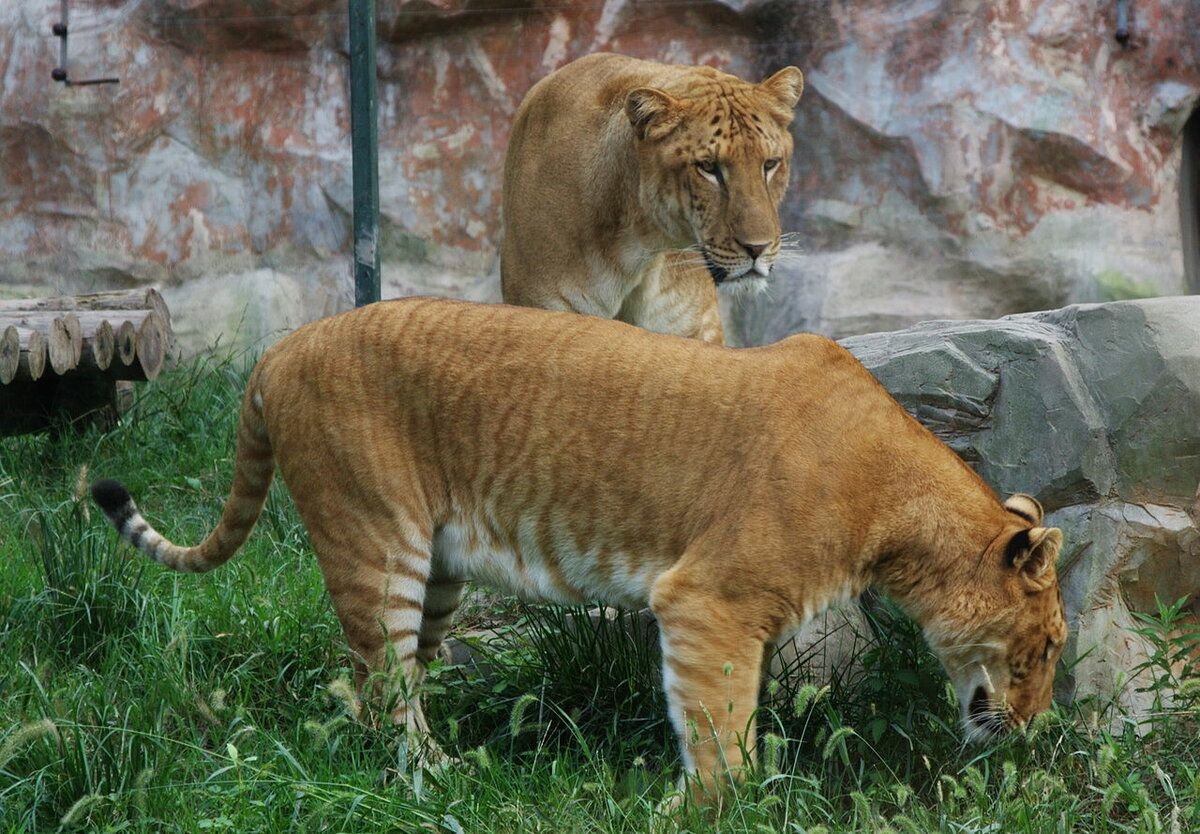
[2,0,1198,353]
[728,0,1200,344]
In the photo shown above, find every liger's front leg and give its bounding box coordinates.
[651,567,766,807]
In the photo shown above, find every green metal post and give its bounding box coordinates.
[349,0,380,306]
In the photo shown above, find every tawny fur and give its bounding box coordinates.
[501,53,804,344]
[94,298,1067,801]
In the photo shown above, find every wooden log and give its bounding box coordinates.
[79,319,116,372]
[5,310,144,335]
[62,313,83,367]
[136,311,167,381]
[115,320,137,367]
[5,311,170,340]
[0,288,170,326]
[47,317,77,375]
[3,312,83,375]
[16,328,47,382]
[0,310,172,380]
[0,325,17,384]
[103,320,162,382]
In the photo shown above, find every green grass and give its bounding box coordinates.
[1,359,1198,832]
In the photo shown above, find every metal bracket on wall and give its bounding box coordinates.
[1114,0,1132,48]
[50,0,120,86]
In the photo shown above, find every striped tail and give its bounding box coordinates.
[91,379,274,573]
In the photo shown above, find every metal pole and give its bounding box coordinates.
[349,0,380,306]
[57,0,68,75]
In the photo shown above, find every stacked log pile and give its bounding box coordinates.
[0,290,173,437]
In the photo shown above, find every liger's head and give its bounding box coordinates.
[625,65,804,290]
[926,494,1069,741]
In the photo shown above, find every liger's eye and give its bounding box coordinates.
[764,158,781,173]
[696,160,719,176]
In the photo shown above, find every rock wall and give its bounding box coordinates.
[2,0,1199,353]
[842,297,1200,712]
[728,0,1200,343]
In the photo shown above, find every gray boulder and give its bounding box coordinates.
[839,297,1200,713]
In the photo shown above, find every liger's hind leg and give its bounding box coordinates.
[307,515,444,761]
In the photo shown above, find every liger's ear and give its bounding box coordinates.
[625,87,684,141]
[1004,493,1044,525]
[758,66,804,110]
[1005,526,1062,591]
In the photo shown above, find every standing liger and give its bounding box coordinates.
[501,53,804,343]
[93,298,1068,804]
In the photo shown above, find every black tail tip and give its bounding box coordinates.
[91,479,132,515]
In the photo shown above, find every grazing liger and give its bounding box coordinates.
[93,298,1067,802]
[501,53,804,343]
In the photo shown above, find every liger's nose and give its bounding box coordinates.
[737,240,769,259]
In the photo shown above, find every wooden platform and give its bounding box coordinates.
[0,289,173,437]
